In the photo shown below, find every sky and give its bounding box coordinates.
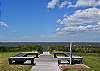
[0,0,100,42]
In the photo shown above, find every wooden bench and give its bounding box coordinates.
[8,57,35,65]
[57,56,83,65]
[53,52,83,65]
[8,52,37,65]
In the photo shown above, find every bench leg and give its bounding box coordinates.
[31,59,35,65]
[54,54,57,58]
[36,54,39,58]
[58,60,61,66]
[8,59,12,64]
[80,60,83,64]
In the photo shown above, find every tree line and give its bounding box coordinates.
[0,45,43,53]
[48,45,100,53]
[0,44,100,53]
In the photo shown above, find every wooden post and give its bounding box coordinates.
[70,42,72,64]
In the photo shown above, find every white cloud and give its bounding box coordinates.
[72,0,100,7]
[47,0,70,9]
[98,22,100,25]
[59,1,68,8]
[0,21,8,28]
[56,8,100,33]
[56,27,60,31]
[67,0,100,8]
[47,0,100,9]
[75,0,96,7]
[47,0,59,9]
[96,0,100,6]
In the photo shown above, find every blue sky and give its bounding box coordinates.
[0,0,100,42]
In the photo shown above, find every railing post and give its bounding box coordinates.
[70,42,72,64]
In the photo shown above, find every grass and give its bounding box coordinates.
[63,53,100,71]
[0,52,100,71]
[0,52,32,71]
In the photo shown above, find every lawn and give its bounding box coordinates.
[0,52,32,71]
[63,53,100,71]
[0,52,100,71]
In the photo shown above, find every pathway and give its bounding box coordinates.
[30,52,60,71]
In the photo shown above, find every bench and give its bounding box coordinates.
[11,53,27,63]
[8,57,35,65]
[57,56,83,65]
[53,52,83,64]
[8,52,37,65]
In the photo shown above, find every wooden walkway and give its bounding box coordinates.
[30,52,60,71]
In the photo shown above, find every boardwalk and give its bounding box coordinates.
[30,52,60,71]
